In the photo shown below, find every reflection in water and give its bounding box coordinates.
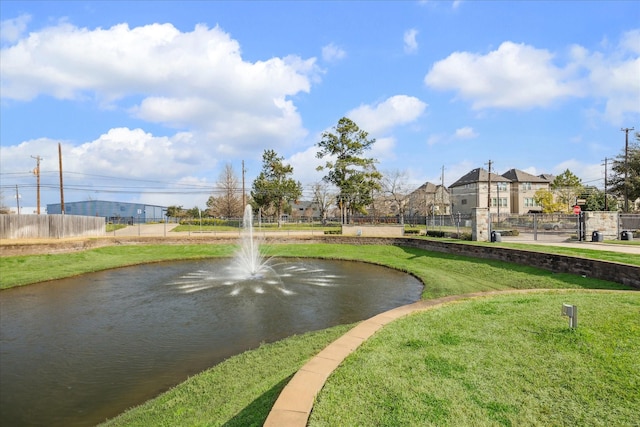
[0,258,423,426]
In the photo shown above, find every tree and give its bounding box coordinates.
[207,163,243,218]
[0,191,10,214]
[165,205,185,219]
[584,189,618,211]
[311,182,335,225]
[551,169,583,212]
[533,189,564,213]
[251,149,302,227]
[609,132,640,212]
[185,206,203,218]
[316,117,382,224]
[381,169,411,225]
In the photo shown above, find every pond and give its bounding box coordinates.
[0,258,423,426]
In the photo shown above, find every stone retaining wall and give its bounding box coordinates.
[324,236,640,288]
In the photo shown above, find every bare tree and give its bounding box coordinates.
[381,169,411,225]
[0,191,10,214]
[311,182,334,225]
[207,163,243,218]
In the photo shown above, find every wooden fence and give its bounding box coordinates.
[0,214,106,239]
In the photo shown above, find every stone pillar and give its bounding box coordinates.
[472,207,490,241]
[584,212,618,240]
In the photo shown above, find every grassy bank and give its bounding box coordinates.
[1,243,633,293]
[310,291,640,426]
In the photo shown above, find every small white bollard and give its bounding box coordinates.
[561,304,578,328]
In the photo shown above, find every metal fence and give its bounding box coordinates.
[491,213,580,241]
[620,214,640,232]
[0,214,106,239]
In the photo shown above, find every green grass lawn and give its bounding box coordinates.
[1,242,636,426]
[309,291,640,427]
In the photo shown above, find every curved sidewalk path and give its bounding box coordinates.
[263,289,553,426]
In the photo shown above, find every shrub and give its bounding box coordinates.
[324,230,342,235]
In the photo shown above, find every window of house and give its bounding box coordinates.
[524,198,539,207]
[522,182,532,190]
[461,199,467,205]
[491,198,508,207]
[497,182,508,191]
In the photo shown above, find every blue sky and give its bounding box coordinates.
[1,0,639,212]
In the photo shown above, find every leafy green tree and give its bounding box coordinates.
[165,205,185,220]
[551,169,583,212]
[609,132,640,212]
[251,149,302,227]
[533,188,564,213]
[584,189,618,211]
[316,117,382,224]
[185,206,203,218]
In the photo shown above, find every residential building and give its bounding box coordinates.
[449,168,511,215]
[501,169,552,214]
[405,182,451,218]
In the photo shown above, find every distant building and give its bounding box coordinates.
[501,169,552,214]
[288,200,321,221]
[449,168,511,216]
[406,182,451,218]
[46,200,167,223]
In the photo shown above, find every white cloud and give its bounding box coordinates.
[0,128,220,208]
[322,43,346,62]
[454,126,478,139]
[347,95,427,136]
[0,14,31,43]
[403,29,419,54]
[425,41,578,110]
[569,30,640,124]
[0,21,317,153]
[425,32,640,123]
[288,144,326,187]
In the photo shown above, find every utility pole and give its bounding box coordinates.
[242,160,246,209]
[58,143,65,214]
[15,185,21,214]
[440,165,445,225]
[602,157,609,211]
[486,160,493,209]
[31,155,42,214]
[621,127,635,212]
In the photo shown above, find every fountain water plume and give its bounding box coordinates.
[234,205,268,277]
[169,205,341,295]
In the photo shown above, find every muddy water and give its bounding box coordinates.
[0,258,423,426]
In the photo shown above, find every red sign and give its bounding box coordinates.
[573,205,581,215]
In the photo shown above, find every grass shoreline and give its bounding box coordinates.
[1,243,637,426]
